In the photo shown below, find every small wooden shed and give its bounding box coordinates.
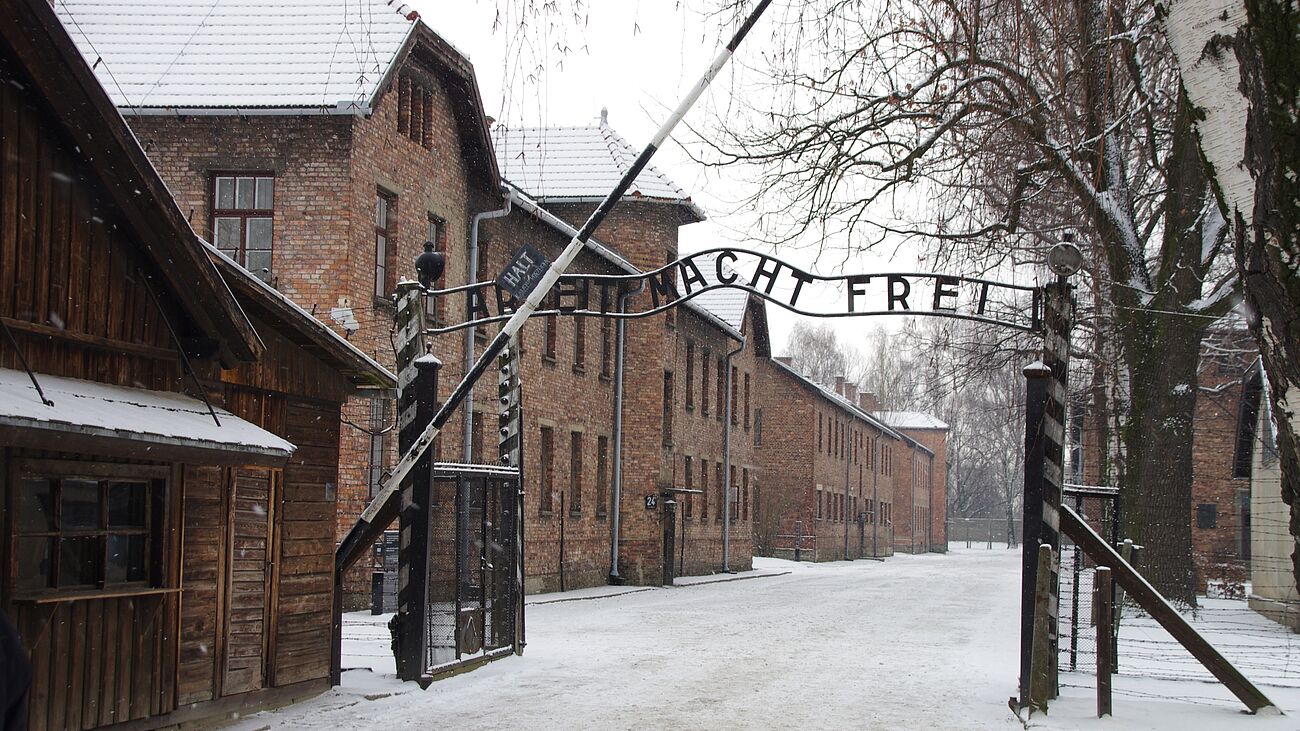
[0,0,395,728]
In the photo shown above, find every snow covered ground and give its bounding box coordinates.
[227,547,1300,730]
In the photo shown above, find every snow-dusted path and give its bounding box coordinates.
[228,549,1300,730]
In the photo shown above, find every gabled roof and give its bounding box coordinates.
[503,183,743,339]
[767,359,905,442]
[207,245,397,391]
[55,0,502,206]
[875,412,950,431]
[56,0,415,112]
[5,0,260,363]
[494,121,707,223]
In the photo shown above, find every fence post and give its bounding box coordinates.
[1095,567,1114,717]
[1030,544,1057,714]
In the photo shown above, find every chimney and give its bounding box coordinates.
[858,391,881,412]
[775,356,794,366]
[834,376,845,395]
[845,382,858,402]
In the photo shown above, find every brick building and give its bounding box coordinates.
[753,358,948,561]
[61,0,765,602]
[876,412,950,553]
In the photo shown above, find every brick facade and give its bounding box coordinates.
[122,18,956,606]
[757,360,910,561]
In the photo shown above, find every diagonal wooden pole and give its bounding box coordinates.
[336,0,775,574]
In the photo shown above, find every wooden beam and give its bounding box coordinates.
[1059,504,1277,714]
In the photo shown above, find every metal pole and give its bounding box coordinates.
[844,424,852,561]
[335,0,776,572]
[871,436,879,557]
[466,201,513,463]
[608,285,640,584]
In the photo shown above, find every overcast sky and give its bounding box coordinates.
[427,1,930,354]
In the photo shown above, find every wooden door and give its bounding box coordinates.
[221,467,278,695]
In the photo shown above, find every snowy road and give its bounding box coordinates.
[228,548,1300,730]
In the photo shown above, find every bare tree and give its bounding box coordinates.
[699,0,1238,603]
[783,321,861,385]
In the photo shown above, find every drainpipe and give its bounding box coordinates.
[721,335,746,572]
[608,283,643,584]
[871,433,879,557]
[845,422,852,560]
[464,198,513,462]
[911,444,918,553]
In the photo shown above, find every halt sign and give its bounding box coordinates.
[499,243,551,302]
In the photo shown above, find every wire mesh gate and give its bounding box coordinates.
[423,464,523,677]
[1058,485,1121,673]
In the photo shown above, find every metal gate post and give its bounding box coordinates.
[394,282,438,682]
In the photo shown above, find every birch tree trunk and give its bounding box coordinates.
[1165,0,1300,593]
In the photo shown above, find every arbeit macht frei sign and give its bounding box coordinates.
[428,247,1042,334]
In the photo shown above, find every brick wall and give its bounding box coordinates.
[755,361,901,561]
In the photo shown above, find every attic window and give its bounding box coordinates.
[397,73,434,149]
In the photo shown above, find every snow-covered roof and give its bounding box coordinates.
[875,411,950,430]
[503,183,742,339]
[56,0,417,111]
[0,368,295,460]
[494,123,706,221]
[767,359,904,441]
[688,253,749,332]
[205,243,397,388]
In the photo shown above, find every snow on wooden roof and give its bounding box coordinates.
[494,123,706,221]
[55,0,417,111]
[0,368,295,459]
[875,411,950,430]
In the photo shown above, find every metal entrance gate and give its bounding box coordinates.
[423,464,523,676]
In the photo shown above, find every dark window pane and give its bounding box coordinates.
[246,250,273,282]
[60,479,99,531]
[108,481,147,529]
[216,176,235,209]
[235,176,255,209]
[255,177,274,209]
[106,534,147,583]
[213,217,241,252]
[246,217,273,250]
[15,478,54,532]
[15,537,52,591]
[58,536,99,587]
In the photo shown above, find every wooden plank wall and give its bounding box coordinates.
[0,49,185,391]
[14,594,177,731]
[178,465,225,705]
[223,466,274,695]
[274,399,341,686]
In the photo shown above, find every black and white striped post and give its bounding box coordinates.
[334,0,775,577]
[498,337,521,470]
[1019,240,1079,712]
[497,335,527,652]
[393,281,439,682]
